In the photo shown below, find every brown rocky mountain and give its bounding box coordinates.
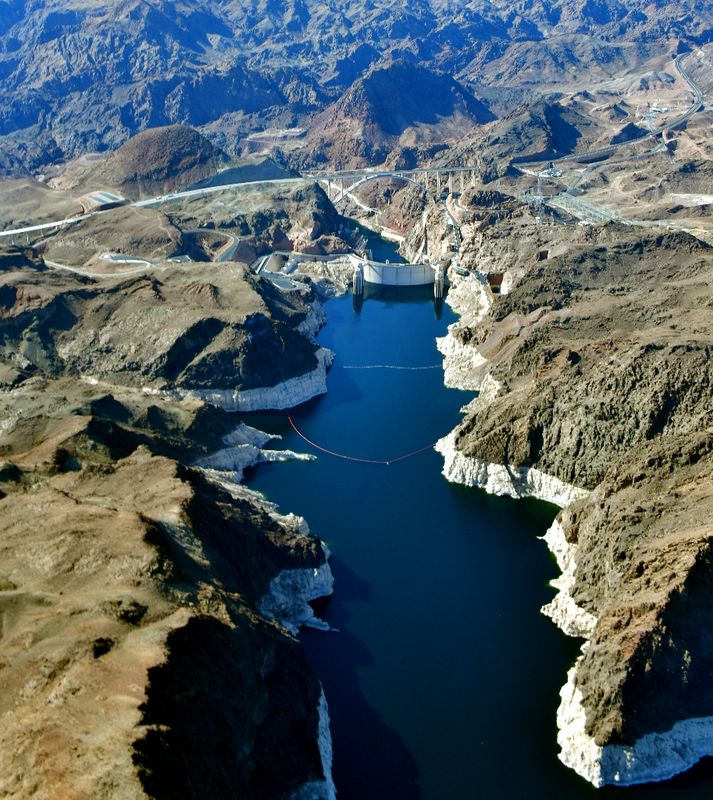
[0,244,336,798]
[80,125,229,200]
[0,253,320,392]
[2,0,713,795]
[299,60,494,169]
[1,0,712,176]
[437,97,601,180]
[435,208,713,784]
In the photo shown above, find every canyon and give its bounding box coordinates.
[2,1,713,796]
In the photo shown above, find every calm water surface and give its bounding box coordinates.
[246,287,713,799]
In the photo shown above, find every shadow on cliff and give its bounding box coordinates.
[598,756,713,798]
[302,555,423,800]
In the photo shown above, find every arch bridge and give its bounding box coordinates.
[304,166,481,205]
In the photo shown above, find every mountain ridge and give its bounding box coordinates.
[1,0,712,175]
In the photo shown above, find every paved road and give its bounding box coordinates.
[0,178,308,239]
[304,165,479,181]
[1,165,479,241]
[2,54,701,243]
[44,259,158,279]
[215,233,241,262]
[566,140,668,193]
[520,53,704,170]
[184,228,240,263]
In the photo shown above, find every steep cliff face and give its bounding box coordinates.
[0,424,334,799]
[565,432,713,743]
[0,245,336,799]
[0,254,325,402]
[437,221,713,785]
[448,228,712,489]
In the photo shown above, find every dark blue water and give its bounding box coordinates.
[360,225,406,263]
[245,288,713,799]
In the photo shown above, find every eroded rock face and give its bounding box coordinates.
[551,432,713,786]
[3,1,712,175]
[565,433,713,746]
[0,253,326,403]
[0,246,336,798]
[437,221,713,785]
[448,228,712,490]
[0,436,333,799]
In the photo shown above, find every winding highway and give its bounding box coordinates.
[0,166,479,242]
[1,55,703,247]
[520,52,704,170]
[0,177,308,240]
[514,53,706,226]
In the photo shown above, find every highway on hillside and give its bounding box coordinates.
[1,54,702,243]
[0,177,308,240]
[0,164,480,241]
[519,52,705,170]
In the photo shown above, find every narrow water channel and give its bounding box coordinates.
[245,287,713,799]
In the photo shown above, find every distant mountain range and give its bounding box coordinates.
[0,0,712,174]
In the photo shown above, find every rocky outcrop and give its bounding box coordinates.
[443,228,713,490]
[194,422,316,481]
[549,432,713,785]
[81,125,229,200]
[259,541,335,635]
[558,662,713,788]
[168,181,345,261]
[0,433,334,800]
[0,256,328,404]
[0,247,337,798]
[436,223,713,786]
[436,271,493,390]
[436,430,589,508]
[166,347,334,412]
[539,520,597,639]
[438,97,600,181]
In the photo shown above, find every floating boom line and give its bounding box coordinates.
[287,416,437,466]
[339,363,442,371]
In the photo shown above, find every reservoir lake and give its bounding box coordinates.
[245,285,713,799]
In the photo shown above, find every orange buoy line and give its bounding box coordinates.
[287,416,437,466]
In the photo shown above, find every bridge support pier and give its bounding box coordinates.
[460,172,464,193]
[436,173,441,195]
[448,174,453,194]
